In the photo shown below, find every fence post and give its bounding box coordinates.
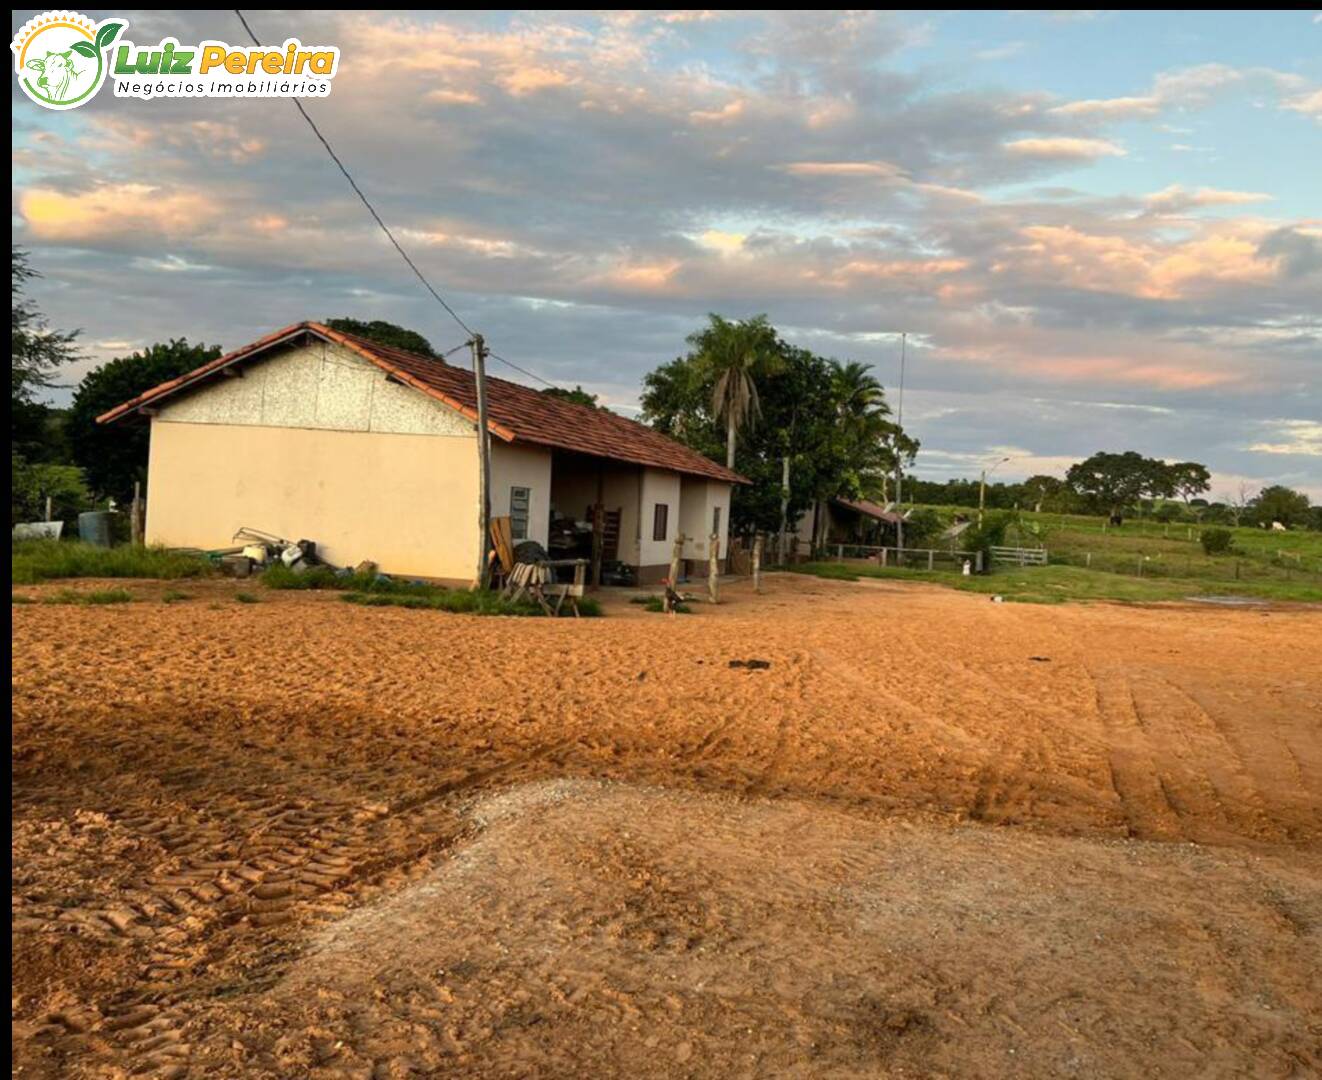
[927,549,934,571]
[130,481,143,546]
[1086,552,1092,568]
[708,533,719,604]
[975,550,984,573]
[752,534,763,593]
[669,533,685,588]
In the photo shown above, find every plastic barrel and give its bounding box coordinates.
[77,511,113,547]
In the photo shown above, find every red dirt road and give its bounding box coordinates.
[11,575,1322,1077]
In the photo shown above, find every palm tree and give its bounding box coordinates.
[830,360,886,419]
[697,315,777,470]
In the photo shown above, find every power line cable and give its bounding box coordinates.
[238,10,467,343]
[235,11,562,387]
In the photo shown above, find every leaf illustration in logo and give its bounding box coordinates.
[95,21,125,51]
[71,40,97,58]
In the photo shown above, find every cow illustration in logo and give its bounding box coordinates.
[11,11,125,110]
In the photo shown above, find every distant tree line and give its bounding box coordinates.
[909,450,1318,530]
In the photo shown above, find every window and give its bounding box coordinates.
[712,505,722,538]
[510,486,531,541]
[652,503,669,542]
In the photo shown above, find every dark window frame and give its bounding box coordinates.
[652,503,669,542]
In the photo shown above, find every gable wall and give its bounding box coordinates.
[156,339,474,436]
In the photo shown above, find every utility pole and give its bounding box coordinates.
[978,456,1011,526]
[471,333,492,589]
[894,332,906,558]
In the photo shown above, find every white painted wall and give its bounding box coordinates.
[638,467,683,567]
[490,442,553,548]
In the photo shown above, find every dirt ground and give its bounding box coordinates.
[11,574,1322,1078]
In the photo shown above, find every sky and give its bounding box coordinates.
[10,9,1322,500]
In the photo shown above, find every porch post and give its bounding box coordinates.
[590,462,605,588]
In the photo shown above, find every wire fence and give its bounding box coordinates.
[1044,548,1320,585]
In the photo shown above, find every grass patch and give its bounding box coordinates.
[261,563,439,596]
[41,588,134,606]
[341,589,601,617]
[12,540,213,585]
[234,591,260,604]
[12,594,35,604]
[162,589,193,603]
[630,594,693,614]
[789,560,1322,605]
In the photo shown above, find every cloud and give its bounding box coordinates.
[782,160,905,178]
[1282,88,1322,122]
[1246,420,1322,457]
[1004,137,1126,160]
[1049,96,1160,119]
[1257,227,1322,279]
[18,183,220,243]
[1142,185,1273,215]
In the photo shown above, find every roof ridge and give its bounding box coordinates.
[100,320,748,484]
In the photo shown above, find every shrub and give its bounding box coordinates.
[11,454,92,527]
[1199,527,1234,556]
[960,512,1012,568]
[234,591,260,603]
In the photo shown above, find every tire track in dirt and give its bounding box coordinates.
[1143,673,1279,842]
[18,736,578,1079]
[1088,667,1184,841]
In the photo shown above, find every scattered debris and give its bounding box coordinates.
[991,595,1005,603]
[1029,656,1051,663]
[729,659,772,670]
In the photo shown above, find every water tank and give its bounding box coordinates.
[77,511,113,547]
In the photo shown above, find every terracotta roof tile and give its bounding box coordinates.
[98,321,746,484]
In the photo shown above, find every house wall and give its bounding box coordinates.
[145,420,480,579]
[155,339,474,436]
[638,467,683,576]
[489,442,552,547]
[679,478,732,563]
[145,338,482,580]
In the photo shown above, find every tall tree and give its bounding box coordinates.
[324,317,438,358]
[67,338,221,502]
[1250,485,1311,528]
[12,247,79,454]
[694,314,778,469]
[641,319,914,536]
[1066,451,1158,522]
[1166,461,1212,507]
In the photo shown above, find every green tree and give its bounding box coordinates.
[67,338,221,502]
[541,385,602,409]
[641,320,914,536]
[694,314,779,469]
[1250,485,1312,528]
[1066,451,1166,522]
[324,317,439,358]
[11,452,90,526]
[1166,461,1211,507]
[12,247,80,454]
